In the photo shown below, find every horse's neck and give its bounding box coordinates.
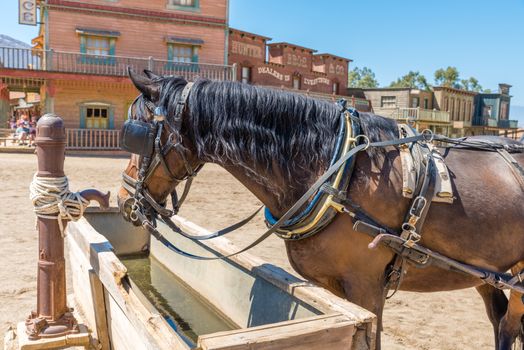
[221,164,294,217]
[217,149,409,228]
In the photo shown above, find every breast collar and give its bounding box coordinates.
[264,102,361,240]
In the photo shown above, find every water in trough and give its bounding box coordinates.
[120,254,236,346]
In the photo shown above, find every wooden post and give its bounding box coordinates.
[25,113,109,341]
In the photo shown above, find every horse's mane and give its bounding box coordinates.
[153,76,398,206]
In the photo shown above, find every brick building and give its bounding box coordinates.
[228,28,370,109]
[1,0,231,134]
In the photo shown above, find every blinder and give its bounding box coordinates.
[120,119,156,157]
[120,81,199,230]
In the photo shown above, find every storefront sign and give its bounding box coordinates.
[304,77,330,86]
[287,53,307,68]
[231,41,263,59]
[329,63,345,75]
[19,0,37,26]
[258,67,290,81]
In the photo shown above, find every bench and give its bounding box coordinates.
[0,136,34,147]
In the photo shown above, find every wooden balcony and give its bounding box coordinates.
[0,46,234,81]
[378,107,451,124]
[65,128,120,150]
[498,119,519,129]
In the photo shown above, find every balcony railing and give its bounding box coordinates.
[380,107,451,124]
[498,119,519,129]
[65,128,120,150]
[0,46,234,81]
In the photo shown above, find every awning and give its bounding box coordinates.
[76,28,121,38]
[165,36,204,46]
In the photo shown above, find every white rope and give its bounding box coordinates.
[29,174,89,236]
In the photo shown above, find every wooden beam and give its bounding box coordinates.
[198,314,355,350]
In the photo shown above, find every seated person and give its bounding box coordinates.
[15,115,30,144]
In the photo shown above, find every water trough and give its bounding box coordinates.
[65,207,376,350]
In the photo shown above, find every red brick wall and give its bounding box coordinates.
[52,0,227,19]
[46,0,227,64]
[52,79,137,129]
[228,29,350,95]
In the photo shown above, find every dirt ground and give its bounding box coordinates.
[0,152,495,349]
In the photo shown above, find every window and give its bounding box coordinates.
[450,98,455,120]
[483,105,493,118]
[412,97,419,108]
[80,102,114,129]
[170,45,194,63]
[167,0,200,11]
[79,32,117,65]
[241,66,251,84]
[292,76,301,90]
[85,36,110,55]
[381,96,396,108]
[169,0,195,6]
[86,107,108,129]
[332,82,339,94]
[424,98,429,109]
[500,101,508,120]
[444,97,449,111]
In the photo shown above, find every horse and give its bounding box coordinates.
[117,70,524,349]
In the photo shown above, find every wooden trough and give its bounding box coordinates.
[65,208,376,350]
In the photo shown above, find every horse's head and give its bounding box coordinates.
[118,69,202,227]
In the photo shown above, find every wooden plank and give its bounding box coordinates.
[67,218,189,350]
[89,270,112,350]
[170,216,376,349]
[197,314,355,350]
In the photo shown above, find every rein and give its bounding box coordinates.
[119,81,524,296]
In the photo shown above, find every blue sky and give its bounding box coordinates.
[1,0,523,119]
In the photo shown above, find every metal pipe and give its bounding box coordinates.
[25,114,109,339]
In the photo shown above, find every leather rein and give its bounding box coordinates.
[120,81,524,297]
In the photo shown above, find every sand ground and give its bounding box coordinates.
[0,153,495,349]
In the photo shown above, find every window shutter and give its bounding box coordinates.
[109,107,115,129]
[79,106,86,128]
[109,39,116,56]
[79,36,86,54]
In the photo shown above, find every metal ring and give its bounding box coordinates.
[421,129,434,143]
[354,134,370,150]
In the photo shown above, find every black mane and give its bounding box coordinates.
[150,76,398,206]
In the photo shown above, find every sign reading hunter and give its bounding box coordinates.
[19,0,37,26]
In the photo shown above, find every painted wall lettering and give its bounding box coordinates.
[19,0,37,26]
[304,77,330,86]
[329,63,346,75]
[287,53,307,68]
[231,41,263,59]
[257,67,290,81]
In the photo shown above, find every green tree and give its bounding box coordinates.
[434,66,460,88]
[348,67,379,88]
[389,71,429,90]
[460,77,483,92]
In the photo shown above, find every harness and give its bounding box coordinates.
[120,81,524,298]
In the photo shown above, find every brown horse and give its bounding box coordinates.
[118,70,524,349]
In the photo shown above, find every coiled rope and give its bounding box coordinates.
[29,174,89,236]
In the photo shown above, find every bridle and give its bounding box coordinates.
[119,82,202,230]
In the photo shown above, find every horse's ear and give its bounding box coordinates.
[127,67,159,101]
[143,69,161,80]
